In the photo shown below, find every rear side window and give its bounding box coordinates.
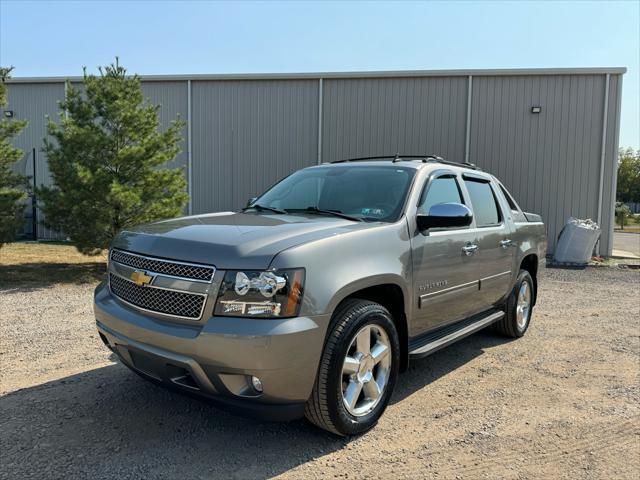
[418,176,463,215]
[499,184,520,211]
[464,180,502,227]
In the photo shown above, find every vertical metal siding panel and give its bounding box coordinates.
[576,77,590,218]
[583,77,600,220]
[231,82,239,206]
[539,76,552,220]
[523,77,534,207]
[6,83,65,240]
[559,77,573,241]
[494,78,505,178]
[486,78,498,175]
[457,78,468,160]
[500,77,509,179]
[532,77,545,217]
[323,80,334,160]
[321,77,467,162]
[140,82,188,172]
[362,79,372,155]
[600,75,621,255]
[400,79,409,151]
[527,77,540,210]
[571,77,586,219]
[563,77,578,229]
[505,78,522,195]
[470,75,605,254]
[408,78,419,154]
[191,79,318,214]
[419,78,429,154]
[585,76,607,241]
[548,77,564,247]
[433,79,444,154]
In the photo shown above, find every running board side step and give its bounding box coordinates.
[409,310,505,359]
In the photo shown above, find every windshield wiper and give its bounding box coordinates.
[299,206,363,222]
[242,204,287,214]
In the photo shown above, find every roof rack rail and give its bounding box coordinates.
[330,155,400,163]
[424,158,481,171]
[330,154,481,170]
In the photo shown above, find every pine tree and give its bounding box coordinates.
[0,67,29,248]
[39,59,188,255]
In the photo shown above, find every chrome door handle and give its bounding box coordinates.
[462,244,478,256]
[499,239,513,248]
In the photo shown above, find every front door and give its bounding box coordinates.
[410,173,484,336]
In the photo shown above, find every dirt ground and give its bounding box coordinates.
[1,252,639,479]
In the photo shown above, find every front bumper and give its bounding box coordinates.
[94,281,328,420]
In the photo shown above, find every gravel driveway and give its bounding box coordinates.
[1,267,638,479]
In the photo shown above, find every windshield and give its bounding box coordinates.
[251,165,416,222]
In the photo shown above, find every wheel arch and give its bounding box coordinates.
[327,278,409,372]
[519,253,539,305]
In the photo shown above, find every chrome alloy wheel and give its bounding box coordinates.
[516,281,532,330]
[341,324,391,417]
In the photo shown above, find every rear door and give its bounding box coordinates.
[461,175,515,308]
[410,171,484,335]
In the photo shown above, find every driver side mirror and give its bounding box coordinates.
[246,197,258,207]
[417,202,473,231]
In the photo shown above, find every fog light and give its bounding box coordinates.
[251,376,263,393]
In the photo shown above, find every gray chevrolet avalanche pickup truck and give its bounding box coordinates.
[94,155,546,435]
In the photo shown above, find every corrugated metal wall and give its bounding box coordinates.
[469,74,609,253]
[6,83,64,240]
[5,70,624,255]
[322,77,468,162]
[141,81,189,171]
[191,79,319,213]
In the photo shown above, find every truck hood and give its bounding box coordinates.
[112,212,376,270]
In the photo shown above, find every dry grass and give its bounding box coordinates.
[615,215,640,233]
[614,225,640,233]
[0,242,107,289]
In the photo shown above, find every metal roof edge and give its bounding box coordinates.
[6,67,628,83]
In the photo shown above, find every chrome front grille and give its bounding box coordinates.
[109,273,206,319]
[108,249,215,320]
[110,249,214,282]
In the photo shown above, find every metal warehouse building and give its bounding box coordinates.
[6,67,625,255]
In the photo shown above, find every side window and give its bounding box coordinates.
[499,184,520,212]
[464,180,502,227]
[418,176,464,215]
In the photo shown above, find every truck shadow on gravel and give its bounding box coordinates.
[0,331,511,479]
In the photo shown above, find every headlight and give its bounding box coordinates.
[214,269,305,318]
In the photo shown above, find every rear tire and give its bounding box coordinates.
[304,299,400,436]
[495,269,534,338]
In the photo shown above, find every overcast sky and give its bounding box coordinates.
[1,0,638,148]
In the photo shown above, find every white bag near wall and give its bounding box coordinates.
[554,217,601,264]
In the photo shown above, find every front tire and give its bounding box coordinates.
[304,299,400,436]
[495,269,534,338]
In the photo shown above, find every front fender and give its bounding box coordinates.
[269,221,413,319]
[324,273,411,318]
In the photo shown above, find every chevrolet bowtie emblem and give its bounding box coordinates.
[130,270,153,286]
